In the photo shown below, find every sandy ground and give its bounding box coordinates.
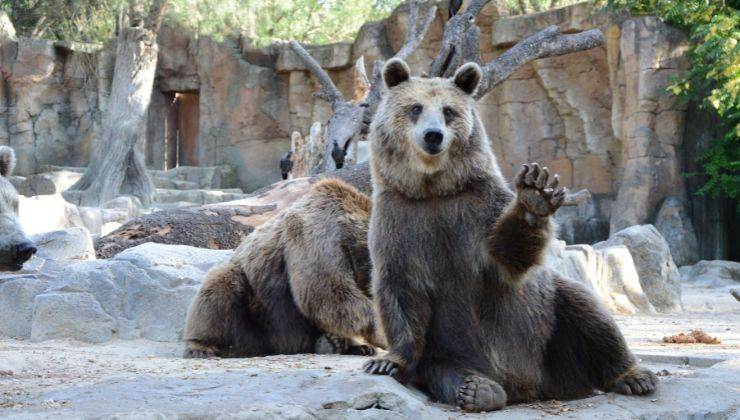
[0,284,738,419]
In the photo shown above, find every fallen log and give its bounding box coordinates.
[94,163,371,258]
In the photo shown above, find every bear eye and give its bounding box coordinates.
[410,104,423,118]
[443,106,456,123]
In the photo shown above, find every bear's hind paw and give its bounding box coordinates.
[183,342,219,359]
[457,375,507,412]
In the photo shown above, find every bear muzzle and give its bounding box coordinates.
[422,129,444,155]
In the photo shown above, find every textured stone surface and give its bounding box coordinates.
[0,241,231,343]
[0,276,52,338]
[596,225,682,313]
[655,196,699,267]
[680,260,740,288]
[277,42,353,72]
[3,38,100,176]
[548,241,654,314]
[30,227,95,261]
[16,170,81,196]
[609,17,690,234]
[19,194,85,236]
[101,195,143,218]
[30,292,115,343]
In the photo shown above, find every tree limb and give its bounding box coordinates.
[475,26,605,99]
[288,40,345,108]
[145,0,169,33]
[364,0,437,113]
[395,0,438,61]
[429,0,488,77]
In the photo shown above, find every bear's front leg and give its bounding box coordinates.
[488,163,566,279]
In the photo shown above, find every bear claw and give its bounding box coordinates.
[363,358,401,377]
[316,334,376,356]
[612,367,658,396]
[515,162,566,218]
[456,375,507,412]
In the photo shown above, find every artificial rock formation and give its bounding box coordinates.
[1,2,724,256]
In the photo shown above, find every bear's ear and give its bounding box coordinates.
[452,62,482,95]
[383,58,411,89]
[0,146,16,178]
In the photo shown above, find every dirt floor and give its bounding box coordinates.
[0,284,738,419]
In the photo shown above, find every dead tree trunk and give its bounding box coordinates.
[95,163,372,258]
[286,0,436,174]
[65,0,168,207]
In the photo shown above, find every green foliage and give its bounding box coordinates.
[606,0,740,204]
[1,0,403,45]
[505,0,582,15]
[0,0,127,42]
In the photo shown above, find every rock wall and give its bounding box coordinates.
[0,4,733,259]
[0,15,106,176]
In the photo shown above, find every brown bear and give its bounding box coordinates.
[183,178,386,358]
[0,146,36,271]
[363,58,656,412]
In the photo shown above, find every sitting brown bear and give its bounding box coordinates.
[363,58,657,412]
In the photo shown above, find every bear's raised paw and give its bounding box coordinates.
[457,375,507,412]
[515,162,566,219]
[612,366,658,396]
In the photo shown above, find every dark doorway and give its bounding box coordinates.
[163,92,200,169]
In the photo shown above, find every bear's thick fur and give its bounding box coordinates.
[363,59,656,412]
[0,146,36,271]
[183,179,385,358]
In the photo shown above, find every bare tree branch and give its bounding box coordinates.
[395,0,438,61]
[429,0,489,77]
[288,40,345,108]
[364,0,437,113]
[475,26,605,99]
[145,0,170,32]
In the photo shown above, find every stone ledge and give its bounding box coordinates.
[276,42,353,72]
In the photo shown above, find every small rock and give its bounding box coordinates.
[30,227,95,261]
[596,225,682,313]
[680,260,740,288]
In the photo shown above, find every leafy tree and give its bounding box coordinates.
[606,0,739,207]
[506,0,581,14]
[1,0,404,45]
[0,0,126,41]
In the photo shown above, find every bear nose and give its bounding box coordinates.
[423,129,444,147]
[15,242,36,264]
